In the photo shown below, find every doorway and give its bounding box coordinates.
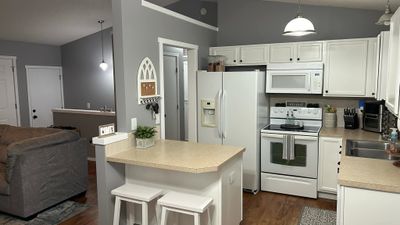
[26,66,64,127]
[0,56,20,126]
[158,38,198,141]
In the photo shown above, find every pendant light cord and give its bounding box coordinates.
[297,0,302,16]
[99,20,105,62]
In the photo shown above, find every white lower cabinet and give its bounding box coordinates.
[337,186,400,225]
[318,137,342,194]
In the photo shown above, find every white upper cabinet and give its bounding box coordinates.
[240,45,268,64]
[323,39,376,97]
[210,45,268,66]
[269,42,323,63]
[386,9,400,116]
[210,47,239,65]
[376,31,390,101]
[365,38,378,98]
[269,44,296,63]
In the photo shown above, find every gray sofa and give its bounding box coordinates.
[0,125,88,218]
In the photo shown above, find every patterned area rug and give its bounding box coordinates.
[0,201,88,225]
[299,206,336,225]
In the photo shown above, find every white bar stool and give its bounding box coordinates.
[111,183,163,225]
[158,191,213,225]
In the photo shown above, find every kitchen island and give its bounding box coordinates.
[94,133,244,225]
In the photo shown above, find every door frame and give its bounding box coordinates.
[25,65,64,127]
[0,55,20,126]
[163,52,181,139]
[158,37,198,141]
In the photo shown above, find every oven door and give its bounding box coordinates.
[266,70,311,94]
[261,133,318,178]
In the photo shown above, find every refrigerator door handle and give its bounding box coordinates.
[222,90,227,139]
[217,90,223,138]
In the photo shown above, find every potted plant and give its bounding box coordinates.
[324,105,337,128]
[134,126,157,148]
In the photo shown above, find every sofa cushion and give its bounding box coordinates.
[0,163,9,195]
[0,126,60,146]
[0,145,6,164]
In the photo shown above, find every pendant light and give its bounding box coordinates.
[283,0,316,36]
[376,0,393,26]
[98,20,108,71]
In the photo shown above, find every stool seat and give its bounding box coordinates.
[111,183,163,202]
[158,191,213,213]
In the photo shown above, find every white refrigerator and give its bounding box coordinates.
[197,70,269,193]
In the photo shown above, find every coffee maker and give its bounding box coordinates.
[363,100,384,133]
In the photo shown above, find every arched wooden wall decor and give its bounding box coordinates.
[137,57,161,104]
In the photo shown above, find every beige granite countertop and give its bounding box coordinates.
[107,140,245,174]
[321,127,400,193]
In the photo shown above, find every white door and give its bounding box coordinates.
[269,44,295,63]
[223,71,258,191]
[0,57,18,126]
[197,71,222,145]
[163,54,180,140]
[26,66,64,127]
[297,42,323,62]
[324,40,369,96]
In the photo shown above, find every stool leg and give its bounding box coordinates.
[194,213,200,225]
[126,202,135,225]
[207,209,211,225]
[113,196,122,225]
[160,207,168,225]
[142,202,149,225]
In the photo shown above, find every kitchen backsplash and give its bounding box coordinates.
[382,108,398,138]
[269,95,365,128]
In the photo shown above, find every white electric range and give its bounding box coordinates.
[260,106,322,198]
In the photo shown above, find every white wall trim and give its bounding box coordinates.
[158,37,198,142]
[142,0,219,32]
[25,66,64,127]
[0,55,21,126]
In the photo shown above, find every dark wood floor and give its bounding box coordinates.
[61,161,336,225]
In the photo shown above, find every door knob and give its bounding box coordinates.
[33,109,36,113]
[33,115,38,119]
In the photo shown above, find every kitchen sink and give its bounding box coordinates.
[346,140,400,160]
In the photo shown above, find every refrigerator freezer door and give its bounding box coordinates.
[197,71,223,144]
[223,71,259,192]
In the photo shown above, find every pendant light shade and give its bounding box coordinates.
[376,0,393,26]
[283,0,316,36]
[98,20,108,71]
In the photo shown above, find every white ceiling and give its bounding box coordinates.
[0,0,112,46]
[265,0,400,11]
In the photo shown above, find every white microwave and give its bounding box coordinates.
[266,63,323,94]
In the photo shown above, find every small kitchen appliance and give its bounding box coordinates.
[344,108,359,129]
[261,104,322,198]
[363,100,384,133]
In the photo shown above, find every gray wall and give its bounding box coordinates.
[217,0,389,46]
[112,0,217,131]
[0,40,61,127]
[61,28,114,111]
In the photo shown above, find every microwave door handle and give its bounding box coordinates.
[282,135,288,160]
[306,73,312,92]
[289,136,295,160]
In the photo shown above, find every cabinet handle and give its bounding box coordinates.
[337,168,340,174]
[325,90,329,93]
[297,58,300,61]
[240,59,243,63]
[233,60,236,63]
[340,145,342,148]
[337,162,341,165]
[339,151,342,154]
[372,93,375,96]
[290,58,293,61]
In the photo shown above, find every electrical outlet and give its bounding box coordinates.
[131,118,137,131]
[86,102,91,109]
[99,123,115,137]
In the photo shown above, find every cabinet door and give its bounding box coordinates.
[210,47,239,65]
[318,137,342,194]
[365,38,378,98]
[376,31,390,101]
[297,42,323,62]
[269,44,295,63]
[386,9,400,116]
[324,40,369,97]
[240,45,268,64]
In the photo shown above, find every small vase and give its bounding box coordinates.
[324,112,337,128]
[136,138,155,149]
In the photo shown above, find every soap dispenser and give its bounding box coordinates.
[388,128,398,154]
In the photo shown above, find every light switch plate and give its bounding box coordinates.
[99,123,116,137]
[131,118,137,131]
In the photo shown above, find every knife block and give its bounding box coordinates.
[344,114,359,129]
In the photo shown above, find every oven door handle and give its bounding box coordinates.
[282,135,288,160]
[289,135,295,160]
[294,136,318,141]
